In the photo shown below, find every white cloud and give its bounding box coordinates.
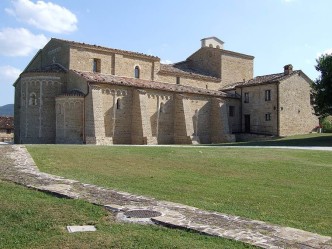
[160,59,172,64]
[6,0,77,34]
[0,28,48,56]
[0,65,22,83]
[316,49,332,58]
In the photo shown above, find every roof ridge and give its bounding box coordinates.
[52,38,160,60]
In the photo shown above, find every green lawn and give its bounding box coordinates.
[0,180,253,249]
[217,133,332,147]
[27,145,332,237]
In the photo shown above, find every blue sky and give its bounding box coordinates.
[0,0,331,106]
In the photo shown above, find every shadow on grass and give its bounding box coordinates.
[213,134,332,147]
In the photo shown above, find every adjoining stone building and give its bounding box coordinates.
[0,116,14,143]
[13,37,318,144]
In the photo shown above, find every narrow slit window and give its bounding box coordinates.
[134,66,140,79]
[93,59,101,72]
[244,92,249,103]
[265,90,271,101]
[116,98,121,110]
[160,102,165,113]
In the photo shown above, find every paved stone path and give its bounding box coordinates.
[1,145,331,249]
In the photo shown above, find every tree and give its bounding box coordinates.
[312,54,332,117]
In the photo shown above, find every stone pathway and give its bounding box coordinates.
[1,145,331,249]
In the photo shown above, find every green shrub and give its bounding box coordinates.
[321,117,332,133]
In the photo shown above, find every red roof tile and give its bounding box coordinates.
[159,63,220,82]
[221,70,304,90]
[71,70,232,98]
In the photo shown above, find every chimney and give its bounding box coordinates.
[284,64,293,75]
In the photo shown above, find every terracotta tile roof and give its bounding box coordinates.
[26,63,67,73]
[159,62,220,82]
[52,38,159,61]
[0,116,14,129]
[221,70,302,90]
[71,70,232,98]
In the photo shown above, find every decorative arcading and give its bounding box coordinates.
[102,88,127,96]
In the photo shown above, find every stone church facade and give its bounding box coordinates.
[13,37,318,144]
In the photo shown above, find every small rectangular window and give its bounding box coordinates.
[244,92,249,103]
[93,59,101,73]
[265,90,271,101]
[265,113,271,121]
[176,77,180,85]
[229,106,235,117]
[6,129,11,134]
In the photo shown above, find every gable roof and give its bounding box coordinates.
[51,38,160,61]
[0,116,14,129]
[25,63,68,73]
[201,37,225,44]
[71,70,234,98]
[159,63,220,82]
[221,70,311,90]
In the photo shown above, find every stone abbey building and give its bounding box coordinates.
[13,37,318,144]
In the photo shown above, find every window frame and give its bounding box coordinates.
[265,113,271,121]
[93,58,101,73]
[265,90,271,101]
[29,92,37,106]
[134,66,140,79]
[244,92,249,103]
[116,98,121,110]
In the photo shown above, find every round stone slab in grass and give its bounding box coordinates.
[124,210,162,218]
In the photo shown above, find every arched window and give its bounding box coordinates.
[160,102,165,113]
[134,66,140,79]
[216,45,220,49]
[209,44,213,48]
[29,92,37,106]
[116,98,121,110]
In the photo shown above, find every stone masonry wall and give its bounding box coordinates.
[70,48,156,81]
[24,51,43,72]
[227,98,242,133]
[115,55,155,81]
[239,83,278,135]
[70,47,114,74]
[156,74,221,91]
[101,86,132,144]
[187,47,222,78]
[221,53,253,88]
[279,74,318,136]
[210,98,236,143]
[17,74,63,143]
[56,95,84,144]
[42,39,70,69]
[173,94,211,144]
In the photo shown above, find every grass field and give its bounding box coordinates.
[0,180,253,249]
[217,133,332,147]
[27,143,332,237]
